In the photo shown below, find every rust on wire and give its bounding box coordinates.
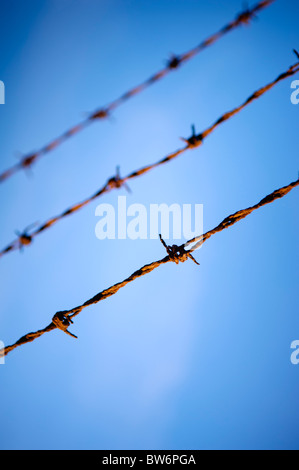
[180,125,203,148]
[52,312,78,339]
[185,180,299,252]
[16,232,33,250]
[1,59,298,261]
[159,234,200,265]
[236,6,258,25]
[0,0,276,184]
[105,166,131,193]
[14,223,39,251]
[1,177,298,358]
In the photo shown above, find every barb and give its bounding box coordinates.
[1,59,298,261]
[1,177,298,358]
[0,0,276,184]
[52,311,78,339]
[159,234,200,265]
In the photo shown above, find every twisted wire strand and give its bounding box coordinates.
[185,179,299,251]
[1,177,298,359]
[1,60,298,260]
[0,0,276,184]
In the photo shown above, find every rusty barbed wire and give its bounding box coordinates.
[185,179,299,252]
[1,177,298,358]
[1,59,298,261]
[0,0,276,184]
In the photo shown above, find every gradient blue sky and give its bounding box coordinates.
[0,0,298,450]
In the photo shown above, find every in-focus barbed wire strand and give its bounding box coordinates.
[185,178,299,252]
[1,177,298,359]
[0,0,276,185]
[1,59,298,261]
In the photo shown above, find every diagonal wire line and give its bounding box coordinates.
[1,177,298,359]
[1,59,298,261]
[185,179,299,251]
[0,0,276,184]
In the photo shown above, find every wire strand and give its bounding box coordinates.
[1,177,298,358]
[1,60,298,260]
[0,0,276,184]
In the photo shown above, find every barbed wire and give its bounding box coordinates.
[0,0,276,184]
[185,179,299,252]
[1,59,298,261]
[1,177,298,359]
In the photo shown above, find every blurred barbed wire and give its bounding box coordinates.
[0,0,276,184]
[1,177,298,358]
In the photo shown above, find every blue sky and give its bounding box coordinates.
[0,0,298,450]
